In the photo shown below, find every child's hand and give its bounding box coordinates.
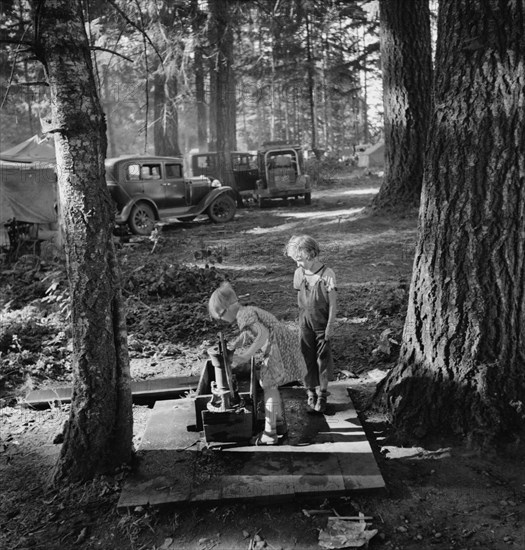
[231,353,248,366]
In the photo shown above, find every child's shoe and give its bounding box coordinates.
[276,419,288,436]
[315,390,327,413]
[306,389,317,412]
[252,431,279,446]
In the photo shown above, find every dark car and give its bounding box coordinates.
[190,151,259,195]
[105,155,236,235]
[255,141,311,207]
[190,143,311,207]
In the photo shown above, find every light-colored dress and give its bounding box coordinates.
[234,305,306,389]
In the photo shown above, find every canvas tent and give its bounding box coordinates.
[357,140,384,169]
[0,135,57,225]
[0,134,56,164]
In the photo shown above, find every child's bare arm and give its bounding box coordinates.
[232,322,269,364]
[325,290,337,340]
[230,332,249,349]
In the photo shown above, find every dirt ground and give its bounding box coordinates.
[1,172,524,550]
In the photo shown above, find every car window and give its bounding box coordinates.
[165,163,182,178]
[141,164,162,180]
[126,163,141,181]
[267,153,294,169]
[197,155,215,169]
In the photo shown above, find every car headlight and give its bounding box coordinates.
[211,179,222,188]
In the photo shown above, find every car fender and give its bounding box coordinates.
[197,186,235,212]
[116,196,160,223]
[297,174,311,189]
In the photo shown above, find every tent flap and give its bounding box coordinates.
[1,166,57,224]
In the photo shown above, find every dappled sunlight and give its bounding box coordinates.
[246,220,303,234]
[340,187,380,196]
[273,207,364,220]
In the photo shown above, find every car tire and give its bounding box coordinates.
[128,203,156,235]
[207,194,236,223]
[305,192,311,205]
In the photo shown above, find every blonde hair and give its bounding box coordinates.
[208,281,238,319]
[284,234,320,260]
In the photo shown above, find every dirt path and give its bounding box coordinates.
[1,175,524,550]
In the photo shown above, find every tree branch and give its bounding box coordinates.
[106,0,164,66]
[0,38,33,47]
[90,46,133,63]
[13,81,49,87]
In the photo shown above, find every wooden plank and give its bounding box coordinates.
[117,384,386,510]
[139,399,200,451]
[23,375,200,408]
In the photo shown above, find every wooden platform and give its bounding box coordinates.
[118,382,386,509]
[23,375,200,408]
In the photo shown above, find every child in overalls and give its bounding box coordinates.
[208,282,307,445]
[285,235,337,413]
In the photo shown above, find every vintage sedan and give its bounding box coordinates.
[105,155,236,235]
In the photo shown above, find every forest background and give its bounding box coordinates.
[1,0,387,162]
[0,1,524,549]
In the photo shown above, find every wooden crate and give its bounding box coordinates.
[191,394,255,444]
[201,406,254,444]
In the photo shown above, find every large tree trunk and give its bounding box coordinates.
[372,0,432,211]
[190,0,208,151]
[153,69,181,157]
[32,0,133,482]
[152,4,181,157]
[210,0,238,198]
[374,0,525,445]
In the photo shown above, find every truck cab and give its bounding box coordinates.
[255,142,311,207]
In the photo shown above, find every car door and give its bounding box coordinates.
[129,161,166,208]
[232,153,258,192]
[163,161,189,209]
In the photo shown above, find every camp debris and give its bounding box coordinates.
[318,513,378,549]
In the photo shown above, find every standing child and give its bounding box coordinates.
[208,282,306,445]
[285,235,337,413]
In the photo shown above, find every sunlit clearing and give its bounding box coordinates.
[247,221,302,234]
[274,207,364,220]
[340,188,379,196]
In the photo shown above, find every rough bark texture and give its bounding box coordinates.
[372,0,432,211]
[210,0,237,191]
[152,5,181,157]
[190,0,208,151]
[153,70,181,157]
[375,0,525,445]
[32,0,133,482]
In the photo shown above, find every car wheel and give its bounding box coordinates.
[305,192,311,205]
[128,203,156,235]
[207,195,236,223]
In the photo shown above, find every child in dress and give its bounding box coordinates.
[285,235,337,413]
[208,282,306,445]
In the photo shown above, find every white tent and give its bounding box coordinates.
[357,140,385,169]
[0,136,58,250]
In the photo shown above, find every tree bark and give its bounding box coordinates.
[210,0,238,196]
[31,0,133,482]
[153,69,181,157]
[374,0,525,445]
[372,0,432,211]
[191,0,208,151]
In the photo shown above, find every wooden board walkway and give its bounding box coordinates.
[118,382,386,509]
[23,375,200,408]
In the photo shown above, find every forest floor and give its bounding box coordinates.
[0,171,524,550]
